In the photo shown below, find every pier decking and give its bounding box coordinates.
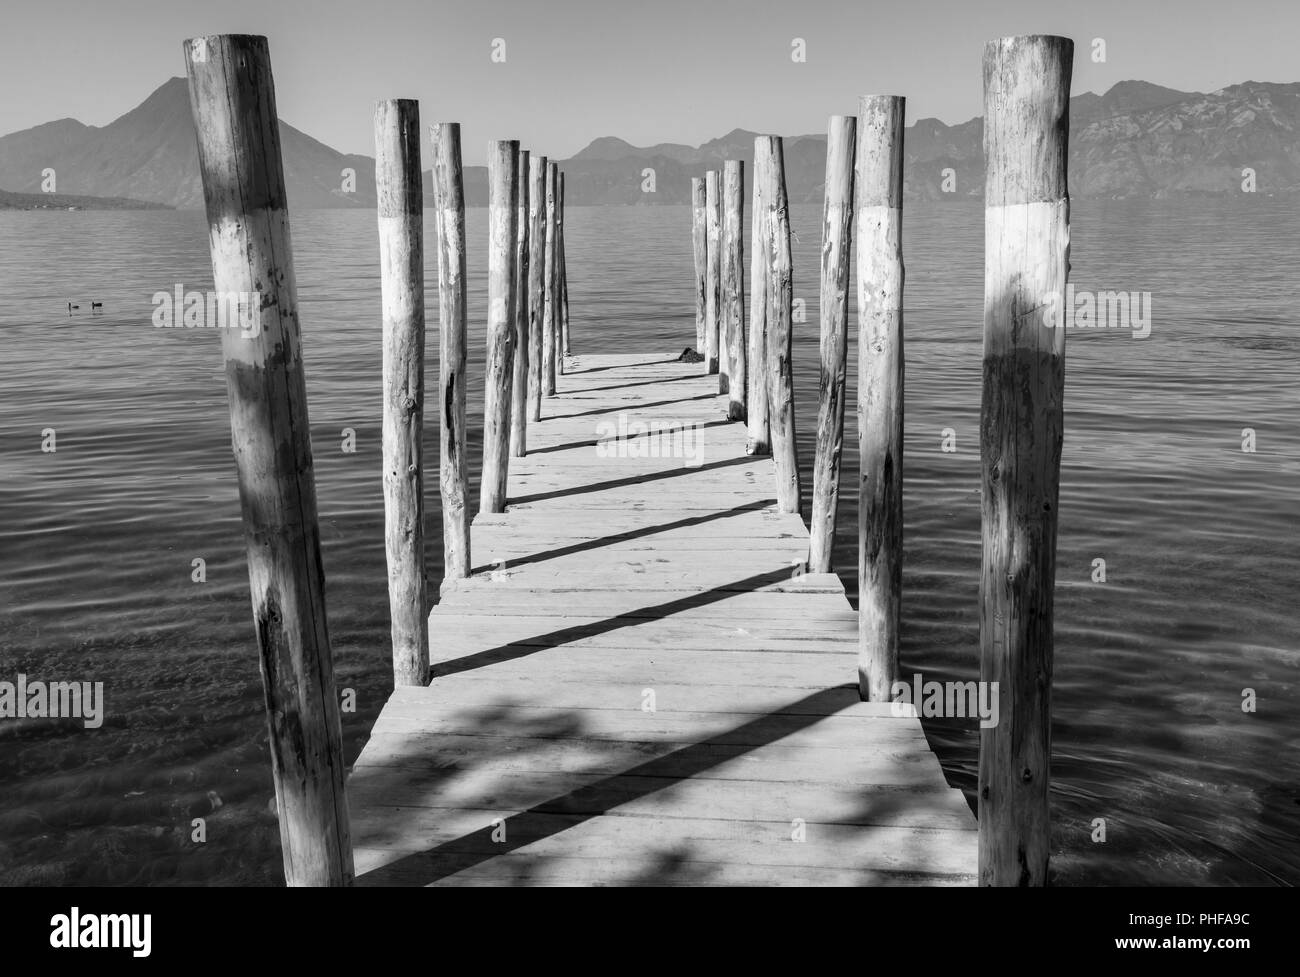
[347,351,976,885]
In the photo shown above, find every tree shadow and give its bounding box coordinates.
[508,454,758,506]
[467,500,781,574]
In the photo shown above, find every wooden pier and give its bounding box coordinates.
[347,352,976,885]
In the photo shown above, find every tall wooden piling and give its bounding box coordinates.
[559,171,570,367]
[374,98,429,688]
[691,178,707,354]
[979,34,1072,888]
[432,122,470,579]
[480,140,519,513]
[527,155,547,422]
[183,33,352,886]
[705,169,722,376]
[722,160,746,421]
[763,138,800,515]
[510,149,530,456]
[856,96,906,701]
[746,141,772,455]
[809,116,856,575]
[542,162,559,396]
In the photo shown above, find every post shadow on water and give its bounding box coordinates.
[546,391,718,422]
[468,499,780,575]
[508,453,759,507]
[525,416,732,454]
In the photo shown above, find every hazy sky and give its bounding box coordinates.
[2,0,1295,163]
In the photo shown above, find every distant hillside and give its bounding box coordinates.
[0,187,170,210]
[2,77,1296,208]
[0,78,377,209]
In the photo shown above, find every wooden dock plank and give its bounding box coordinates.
[348,352,976,886]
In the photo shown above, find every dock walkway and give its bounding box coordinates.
[347,351,976,885]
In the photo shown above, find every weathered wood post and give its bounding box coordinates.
[746,140,772,456]
[527,155,547,421]
[432,122,470,579]
[979,34,1072,887]
[856,96,905,701]
[764,138,800,514]
[480,140,518,512]
[374,98,429,688]
[542,161,559,396]
[559,171,570,367]
[722,159,746,421]
[183,33,352,886]
[809,115,856,574]
[691,177,707,354]
[510,149,530,456]
[705,169,721,375]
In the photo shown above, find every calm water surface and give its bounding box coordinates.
[0,199,1296,884]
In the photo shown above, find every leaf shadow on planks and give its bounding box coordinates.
[545,392,718,422]
[467,500,781,575]
[354,686,959,886]
[433,566,801,678]
[524,417,733,455]
[508,454,758,507]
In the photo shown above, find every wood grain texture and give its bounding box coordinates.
[375,98,428,687]
[510,149,530,457]
[542,162,559,396]
[747,140,772,456]
[347,351,975,886]
[559,171,570,366]
[704,170,721,376]
[808,115,855,575]
[979,34,1072,888]
[184,33,353,886]
[432,122,470,580]
[722,160,746,421]
[856,95,906,703]
[480,140,519,513]
[763,139,801,516]
[691,177,707,354]
[526,156,547,422]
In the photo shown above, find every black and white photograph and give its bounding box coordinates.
[0,0,1294,946]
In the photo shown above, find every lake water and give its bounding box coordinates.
[0,199,1296,885]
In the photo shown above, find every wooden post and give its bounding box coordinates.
[704,169,721,375]
[542,161,559,396]
[979,34,1072,888]
[856,96,905,701]
[691,177,707,354]
[183,34,352,886]
[722,160,746,421]
[374,99,429,688]
[746,141,771,455]
[809,116,856,573]
[510,149,530,457]
[559,171,570,366]
[480,140,518,513]
[526,155,546,421]
[763,138,800,515]
[432,122,470,579]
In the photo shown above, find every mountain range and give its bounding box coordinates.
[2,76,1297,209]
